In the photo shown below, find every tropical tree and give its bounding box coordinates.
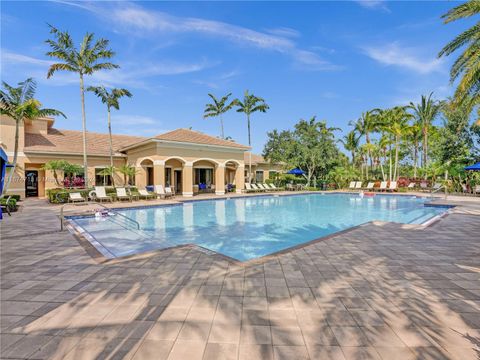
[41,160,68,187]
[98,166,116,187]
[385,106,413,180]
[46,25,119,187]
[406,120,423,179]
[438,0,480,111]
[338,130,360,167]
[87,86,132,167]
[62,162,84,189]
[203,93,236,139]
[0,78,65,195]
[408,93,442,177]
[351,110,379,173]
[236,90,269,183]
[118,164,138,186]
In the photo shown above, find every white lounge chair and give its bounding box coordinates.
[474,185,480,196]
[407,182,415,190]
[355,181,363,189]
[348,181,356,191]
[259,184,271,191]
[364,182,374,191]
[432,183,442,192]
[165,187,174,198]
[245,183,256,193]
[420,182,429,192]
[154,185,166,199]
[116,187,131,202]
[388,181,397,192]
[268,183,281,191]
[251,184,263,192]
[138,189,156,200]
[378,181,388,192]
[69,192,86,203]
[94,186,113,202]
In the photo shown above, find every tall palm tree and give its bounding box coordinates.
[41,160,68,187]
[118,164,138,186]
[87,86,132,167]
[385,107,413,180]
[0,78,65,195]
[236,90,269,183]
[338,130,360,168]
[406,119,422,179]
[203,93,236,139]
[438,0,480,111]
[408,93,442,178]
[46,25,119,187]
[351,110,379,171]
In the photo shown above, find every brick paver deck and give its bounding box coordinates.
[1,197,479,359]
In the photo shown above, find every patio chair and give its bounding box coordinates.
[259,184,271,192]
[377,181,388,192]
[165,187,174,198]
[474,185,480,196]
[154,185,166,199]
[245,183,256,193]
[138,189,156,200]
[268,183,281,191]
[251,184,264,192]
[116,188,131,202]
[94,186,113,202]
[432,183,442,192]
[69,192,86,203]
[407,182,415,190]
[364,182,374,191]
[461,184,469,195]
[420,182,429,192]
[355,181,363,189]
[348,181,356,191]
[387,181,397,192]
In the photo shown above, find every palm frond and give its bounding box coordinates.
[442,0,480,23]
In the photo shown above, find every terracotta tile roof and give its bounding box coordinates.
[153,128,250,150]
[24,128,145,156]
[244,152,267,164]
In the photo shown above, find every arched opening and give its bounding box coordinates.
[192,159,218,194]
[139,159,154,187]
[165,157,185,194]
[225,161,239,192]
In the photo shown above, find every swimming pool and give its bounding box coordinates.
[69,193,450,261]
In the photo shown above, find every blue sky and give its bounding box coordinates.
[1,0,468,152]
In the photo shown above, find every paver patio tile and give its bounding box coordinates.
[208,322,241,343]
[374,346,416,360]
[2,335,55,359]
[177,321,212,342]
[167,339,206,360]
[341,346,382,360]
[271,325,305,345]
[306,345,346,359]
[301,325,339,346]
[242,309,270,326]
[330,326,371,347]
[273,345,310,359]
[203,343,238,360]
[240,325,272,344]
[131,339,173,360]
[238,344,274,360]
[145,320,183,341]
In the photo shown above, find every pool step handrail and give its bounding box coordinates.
[430,184,448,200]
[60,202,140,231]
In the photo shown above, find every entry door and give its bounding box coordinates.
[174,170,182,194]
[25,170,39,197]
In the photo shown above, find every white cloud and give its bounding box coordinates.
[354,0,390,12]
[1,48,213,88]
[362,42,444,74]
[56,1,338,71]
[109,114,168,136]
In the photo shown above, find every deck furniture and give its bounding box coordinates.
[419,182,429,192]
[165,187,174,198]
[407,183,415,190]
[69,192,86,203]
[474,185,480,196]
[268,183,281,191]
[245,183,256,193]
[154,185,167,199]
[349,181,356,191]
[364,182,374,191]
[355,181,363,189]
[378,181,388,192]
[138,189,156,200]
[116,188,132,202]
[387,181,397,192]
[94,186,113,202]
[251,184,263,192]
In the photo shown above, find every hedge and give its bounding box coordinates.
[46,187,139,203]
[1,197,17,212]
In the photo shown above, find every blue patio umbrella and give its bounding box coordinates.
[464,162,480,171]
[287,168,305,175]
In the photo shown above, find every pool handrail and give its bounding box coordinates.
[60,202,140,231]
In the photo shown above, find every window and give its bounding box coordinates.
[255,171,264,183]
[195,168,213,185]
[95,168,112,186]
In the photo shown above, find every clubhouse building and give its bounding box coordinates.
[0,115,283,198]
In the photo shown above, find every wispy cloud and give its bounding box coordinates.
[354,0,390,12]
[109,114,168,136]
[362,42,444,74]
[55,1,338,71]
[1,48,213,88]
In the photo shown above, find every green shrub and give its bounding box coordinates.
[5,194,21,202]
[1,197,17,212]
[46,186,140,203]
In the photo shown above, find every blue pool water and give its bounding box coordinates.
[70,193,449,261]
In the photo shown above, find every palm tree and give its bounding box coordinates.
[203,93,236,139]
[406,120,422,179]
[438,0,480,109]
[46,25,119,187]
[236,90,269,183]
[338,130,360,167]
[98,165,116,187]
[41,160,68,187]
[118,164,138,186]
[87,86,132,167]
[351,110,379,172]
[385,107,413,180]
[0,78,65,195]
[408,93,442,178]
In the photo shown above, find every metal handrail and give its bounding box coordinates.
[60,201,140,231]
[430,185,448,200]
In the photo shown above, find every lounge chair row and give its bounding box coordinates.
[68,185,175,203]
[348,181,398,192]
[244,183,282,193]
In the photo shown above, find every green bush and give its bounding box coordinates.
[5,194,21,202]
[46,186,140,203]
[1,197,17,212]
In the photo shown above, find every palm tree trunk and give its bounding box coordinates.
[389,141,392,182]
[220,115,224,139]
[394,135,399,180]
[247,114,252,184]
[80,74,89,187]
[413,143,418,179]
[423,127,428,180]
[108,107,113,168]
[2,118,20,196]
